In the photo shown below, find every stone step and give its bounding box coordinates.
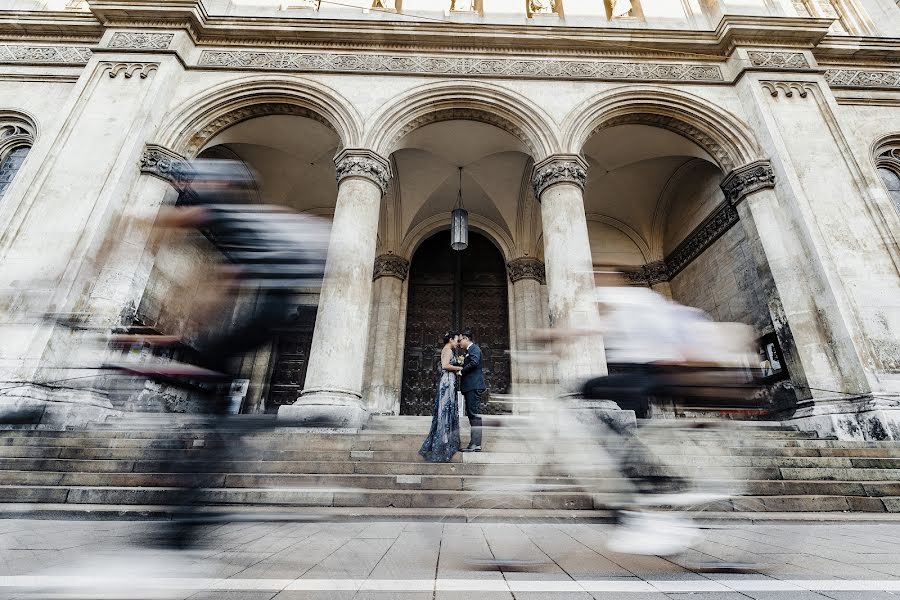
[0,485,896,512]
[1,470,898,497]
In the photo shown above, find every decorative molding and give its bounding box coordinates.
[747,51,810,69]
[139,144,187,185]
[100,61,159,79]
[0,44,91,64]
[506,257,546,284]
[108,32,174,50]
[197,50,724,83]
[373,254,409,281]
[531,154,588,198]
[597,114,734,171]
[760,80,815,98]
[186,103,334,154]
[824,69,900,89]
[623,260,668,286]
[334,148,391,194]
[721,160,777,205]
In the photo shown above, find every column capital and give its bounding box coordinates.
[721,159,776,206]
[373,254,409,281]
[139,143,188,187]
[334,148,392,195]
[531,154,588,199]
[507,257,546,284]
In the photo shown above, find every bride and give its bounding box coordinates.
[419,331,463,462]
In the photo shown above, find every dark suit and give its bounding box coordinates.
[459,343,486,447]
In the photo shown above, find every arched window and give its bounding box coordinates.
[875,141,900,214]
[0,114,36,201]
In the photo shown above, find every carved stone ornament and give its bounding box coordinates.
[0,44,91,64]
[108,32,175,50]
[825,69,900,89]
[721,160,776,206]
[665,203,739,278]
[197,50,724,83]
[140,144,188,186]
[623,260,669,286]
[373,255,409,280]
[747,51,810,69]
[760,81,815,98]
[531,154,588,198]
[101,62,159,79]
[334,149,392,194]
[507,257,546,284]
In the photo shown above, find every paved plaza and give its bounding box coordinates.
[5,518,900,599]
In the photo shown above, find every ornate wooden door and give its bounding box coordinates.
[401,231,510,416]
[265,304,317,413]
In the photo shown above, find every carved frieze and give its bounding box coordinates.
[623,260,668,286]
[721,160,776,205]
[0,44,91,64]
[108,32,175,50]
[101,62,159,79]
[140,144,187,186]
[373,255,409,280]
[531,155,588,198]
[507,257,546,284]
[824,69,900,89]
[747,51,810,69]
[666,203,740,278]
[197,50,724,82]
[334,149,392,194]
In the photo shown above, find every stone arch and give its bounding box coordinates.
[873,133,900,214]
[399,212,515,264]
[0,110,36,156]
[561,85,763,172]
[365,80,560,160]
[586,213,652,262]
[156,76,364,156]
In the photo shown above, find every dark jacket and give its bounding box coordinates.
[459,343,486,393]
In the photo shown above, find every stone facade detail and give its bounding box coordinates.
[747,51,810,69]
[186,104,334,154]
[197,50,723,82]
[824,69,900,89]
[666,203,740,278]
[0,45,91,64]
[101,62,159,79]
[531,155,588,198]
[334,149,392,194]
[760,81,814,98]
[721,160,777,205]
[373,255,409,281]
[624,260,669,286]
[108,32,175,50]
[139,144,187,185]
[507,257,546,284]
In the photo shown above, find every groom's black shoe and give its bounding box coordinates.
[460,445,482,452]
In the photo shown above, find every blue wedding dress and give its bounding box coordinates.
[419,354,461,463]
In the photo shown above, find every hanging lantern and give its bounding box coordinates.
[451,167,469,251]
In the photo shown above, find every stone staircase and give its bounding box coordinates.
[2,416,900,520]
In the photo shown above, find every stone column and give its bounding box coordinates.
[278,149,391,429]
[531,155,607,386]
[507,257,549,411]
[364,254,409,415]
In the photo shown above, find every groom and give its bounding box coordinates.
[458,329,485,452]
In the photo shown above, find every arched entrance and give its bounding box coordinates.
[400,231,511,416]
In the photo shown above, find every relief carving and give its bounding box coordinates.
[747,51,809,69]
[373,255,410,280]
[507,257,546,284]
[825,69,900,89]
[108,32,175,50]
[721,160,776,206]
[0,44,91,64]
[531,155,588,198]
[197,50,724,83]
[334,149,392,194]
[140,144,188,186]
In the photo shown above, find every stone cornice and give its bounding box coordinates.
[721,160,777,205]
[373,254,409,281]
[334,148,392,194]
[0,11,103,43]
[506,257,546,284]
[531,154,587,199]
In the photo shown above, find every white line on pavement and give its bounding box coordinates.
[4,577,900,593]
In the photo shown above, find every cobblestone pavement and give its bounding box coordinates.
[4,518,900,599]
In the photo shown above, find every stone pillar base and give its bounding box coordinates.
[563,398,637,433]
[277,391,369,430]
[785,397,900,441]
[0,385,123,428]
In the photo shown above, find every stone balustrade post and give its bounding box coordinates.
[278,149,391,429]
[531,154,607,387]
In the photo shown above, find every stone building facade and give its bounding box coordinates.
[0,0,899,438]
